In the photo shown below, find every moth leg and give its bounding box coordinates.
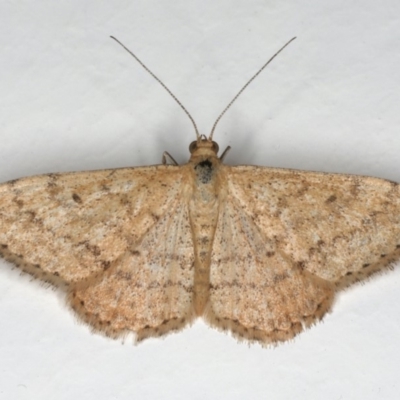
[162,151,179,165]
[219,145,231,162]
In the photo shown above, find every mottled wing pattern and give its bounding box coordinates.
[206,165,400,344]
[70,196,195,339]
[228,166,400,286]
[0,166,195,338]
[0,166,182,284]
[206,187,335,344]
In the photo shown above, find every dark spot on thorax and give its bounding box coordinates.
[194,159,213,184]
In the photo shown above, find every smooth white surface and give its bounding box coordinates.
[0,1,400,399]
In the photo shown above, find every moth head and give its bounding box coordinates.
[189,139,219,157]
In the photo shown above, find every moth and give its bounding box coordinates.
[1,37,399,346]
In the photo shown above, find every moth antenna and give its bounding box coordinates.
[209,37,297,140]
[110,36,200,140]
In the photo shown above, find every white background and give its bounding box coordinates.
[0,1,400,399]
